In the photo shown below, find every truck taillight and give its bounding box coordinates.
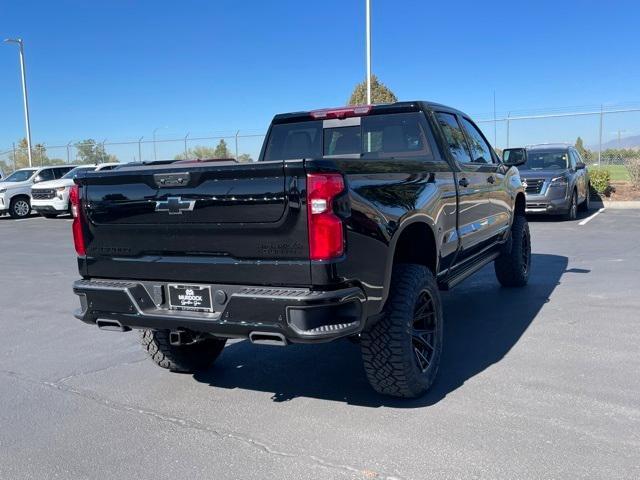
[69,185,86,256]
[307,173,345,261]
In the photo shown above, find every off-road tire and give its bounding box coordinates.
[360,264,443,398]
[564,190,578,220]
[494,214,531,287]
[579,185,591,212]
[9,197,31,219]
[140,329,226,373]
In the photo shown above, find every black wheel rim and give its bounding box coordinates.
[571,194,577,219]
[410,290,437,373]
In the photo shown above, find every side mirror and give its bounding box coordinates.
[502,148,527,167]
[33,175,43,183]
[576,162,586,170]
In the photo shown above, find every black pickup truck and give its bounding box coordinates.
[71,101,530,398]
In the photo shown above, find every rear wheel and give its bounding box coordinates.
[360,264,443,398]
[494,214,531,287]
[140,329,226,373]
[564,190,578,220]
[9,197,31,219]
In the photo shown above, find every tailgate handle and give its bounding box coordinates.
[154,172,191,188]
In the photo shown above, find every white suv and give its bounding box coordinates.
[0,165,76,219]
[31,163,120,218]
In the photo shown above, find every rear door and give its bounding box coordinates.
[434,112,493,258]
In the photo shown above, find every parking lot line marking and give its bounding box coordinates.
[579,208,605,226]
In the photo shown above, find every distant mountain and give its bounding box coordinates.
[589,135,640,150]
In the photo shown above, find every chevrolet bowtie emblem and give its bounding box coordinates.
[155,197,196,215]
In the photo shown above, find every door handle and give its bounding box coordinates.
[487,175,495,184]
[458,177,469,188]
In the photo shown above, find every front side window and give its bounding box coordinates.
[569,150,578,169]
[460,117,494,164]
[435,113,472,164]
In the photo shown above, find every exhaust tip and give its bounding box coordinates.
[249,331,288,347]
[96,320,131,332]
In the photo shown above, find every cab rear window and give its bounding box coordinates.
[263,112,433,161]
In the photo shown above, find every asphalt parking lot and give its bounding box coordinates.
[0,209,639,479]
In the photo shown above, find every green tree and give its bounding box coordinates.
[6,138,51,169]
[213,139,232,158]
[237,153,253,163]
[575,137,591,160]
[347,75,398,105]
[174,144,233,160]
[75,139,118,164]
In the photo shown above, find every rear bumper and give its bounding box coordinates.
[73,278,366,343]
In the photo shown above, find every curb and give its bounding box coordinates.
[601,201,640,210]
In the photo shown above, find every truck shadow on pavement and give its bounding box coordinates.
[194,253,570,407]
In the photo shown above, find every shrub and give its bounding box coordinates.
[624,158,640,189]
[590,168,611,196]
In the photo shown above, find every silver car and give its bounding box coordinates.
[518,144,591,220]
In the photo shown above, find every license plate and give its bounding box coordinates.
[167,284,213,312]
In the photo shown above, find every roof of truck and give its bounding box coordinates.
[272,101,469,124]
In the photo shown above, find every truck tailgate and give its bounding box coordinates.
[77,160,311,285]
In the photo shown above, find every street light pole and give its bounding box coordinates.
[365,0,372,104]
[4,38,33,167]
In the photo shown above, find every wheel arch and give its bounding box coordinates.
[514,191,525,217]
[379,218,439,309]
[9,193,31,205]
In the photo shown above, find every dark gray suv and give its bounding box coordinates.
[518,144,590,220]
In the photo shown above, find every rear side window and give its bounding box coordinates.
[53,167,72,179]
[361,113,432,158]
[435,113,472,164]
[36,169,55,182]
[263,121,322,161]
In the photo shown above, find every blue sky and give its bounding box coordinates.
[1,0,639,156]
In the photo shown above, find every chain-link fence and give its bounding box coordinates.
[475,103,640,165]
[2,103,639,176]
[0,130,267,172]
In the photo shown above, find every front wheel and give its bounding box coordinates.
[140,329,226,373]
[9,197,31,219]
[360,264,443,398]
[494,214,531,287]
[564,190,578,220]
